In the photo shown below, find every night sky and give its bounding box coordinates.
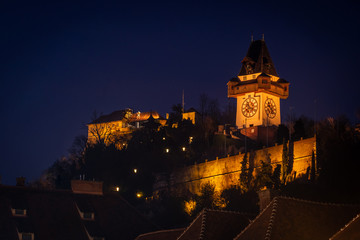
[1,1,359,185]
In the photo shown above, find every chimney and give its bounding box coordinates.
[71,180,103,195]
[16,177,26,186]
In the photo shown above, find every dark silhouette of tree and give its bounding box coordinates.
[240,152,250,192]
[221,186,259,213]
[272,164,281,189]
[255,153,273,189]
[292,116,314,140]
[193,182,223,215]
[282,139,289,184]
[317,116,360,191]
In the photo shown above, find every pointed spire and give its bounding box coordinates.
[262,33,265,41]
[238,38,278,77]
[251,32,254,42]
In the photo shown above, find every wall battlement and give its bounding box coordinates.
[166,136,316,195]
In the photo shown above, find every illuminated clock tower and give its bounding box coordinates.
[227,38,289,141]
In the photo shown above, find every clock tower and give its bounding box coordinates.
[228,38,289,142]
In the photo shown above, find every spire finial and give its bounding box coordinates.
[251,32,254,42]
[262,33,265,41]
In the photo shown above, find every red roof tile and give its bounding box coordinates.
[0,185,156,240]
[235,196,360,240]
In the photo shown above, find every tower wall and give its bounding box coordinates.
[236,92,281,128]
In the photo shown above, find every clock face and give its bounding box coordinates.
[242,97,258,118]
[264,98,277,119]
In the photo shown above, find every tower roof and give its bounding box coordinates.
[238,40,278,77]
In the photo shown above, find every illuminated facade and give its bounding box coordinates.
[87,109,165,148]
[227,39,289,130]
[182,108,199,125]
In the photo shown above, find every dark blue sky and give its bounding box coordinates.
[1,1,359,185]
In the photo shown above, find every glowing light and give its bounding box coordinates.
[115,187,120,192]
[133,168,138,173]
[184,199,196,216]
[136,192,143,198]
[182,147,186,151]
[189,136,193,143]
[166,148,169,153]
[163,137,166,140]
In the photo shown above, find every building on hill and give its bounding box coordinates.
[0,180,156,240]
[227,38,289,145]
[87,108,166,148]
[182,108,200,125]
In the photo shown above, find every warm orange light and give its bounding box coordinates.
[133,168,138,173]
[184,199,196,215]
[166,148,169,153]
[182,147,186,151]
[189,136,193,143]
[115,186,120,192]
[136,192,143,198]
[163,137,166,140]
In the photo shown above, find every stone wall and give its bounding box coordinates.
[169,136,316,195]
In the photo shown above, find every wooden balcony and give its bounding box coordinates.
[228,80,289,99]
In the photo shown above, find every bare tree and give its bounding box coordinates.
[87,111,115,145]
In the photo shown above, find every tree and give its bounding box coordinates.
[221,186,259,213]
[193,182,224,214]
[282,139,289,184]
[276,124,289,144]
[256,154,273,190]
[271,164,281,189]
[240,152,250,192]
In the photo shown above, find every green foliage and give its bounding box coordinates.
[276,124,289,144]
[316,116,360,191]
[197,182,217,209]
[239,152,250,192]
[281,139,289,184]
[220,186,259,213]
[271,164,281,189]
[139,195,190,228]
[256,160,273,190]
[192,182,224,216]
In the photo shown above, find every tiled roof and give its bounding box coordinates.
[129,111,161,122]
[0,185,156,240]
[184,108,199,113]
[90,110,128,124]
[238,40,278,77]
[177,209,252,240]
[90,110,161,124]
[135,228,185,240]
[234,196,360,240]
[330,214,360,240]
[277,78,288,83]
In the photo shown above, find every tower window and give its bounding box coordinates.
[243,76,247,81]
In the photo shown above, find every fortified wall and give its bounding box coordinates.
[168,136,316,195]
